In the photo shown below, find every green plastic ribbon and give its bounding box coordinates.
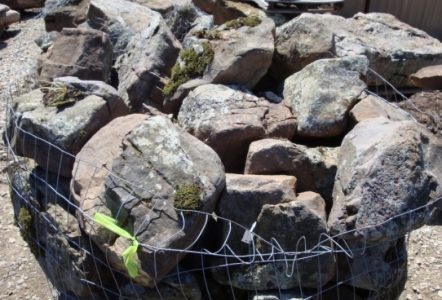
[94,213,139,278]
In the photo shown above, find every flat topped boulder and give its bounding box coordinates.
[72,115,225,286]
[272,13,442,87]
[178,84,296,172]
[410,65,442,90]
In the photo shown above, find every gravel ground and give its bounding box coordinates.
[0,10,442,300]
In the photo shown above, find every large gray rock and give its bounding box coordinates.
[43,0,90,32]
[282,55,368,138]
[349,95,413,125]
[336,237,407,293]
[8,78,128,178]
[37,28,113,83]
[9,164,110,297]
[409,65,442,90]
[85,0,166,58]
[245,139,339,207]
[272,13,442,87]
[328,117,442,243]
[0,0,44,9]
[178,84,296,172]
[72,115,226,287]
[164,16,275,113]
[0,4,19,30]
[212,197,335,290]
[113,8,181,112]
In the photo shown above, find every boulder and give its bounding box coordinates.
[272,13,442,87]
[178,84,296,172]
[0,0,44,9]
[397,91,442,139]
[10,164,110,297]
[43,0,90,32]
[410,64,442,90]
[245,139,339,207]
[164,16,275,114]
[212,197,335,290]
[349,95,413,125]
[37,28,113,83]
[0,4,19,28]
[328,117,442,243]
[85,0,168,58]
[127,0,189,15]
[191,0,263,25]
[335,237,407,293]
[8,78,128,178]
[71,115,226,287]
[281,55,368,138]
[113,8,181,112]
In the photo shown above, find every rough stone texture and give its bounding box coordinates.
[272,13,442,87]
[37,28,113,83]
[43,0,90,33]
[271,13,336,84]
[166,17,275,114]
[34,31,59,52]
[349,95,413,125]
[127,0,189,15]
[113,8,181,112]
[336,237,407,293]
[282,55,368,138]
[212,198,335,290]
[0,0,44,9]
[0,5,19,28]
[328,117,442,243]
[8,79,127,178]
[9,164,110,297]
[245,139,339,208]
[84,0,164,58]
[178,84,296,173]
[409,65,442,90]
[72,115,226,287]
[398,91,442,139]
[191,0,262,25]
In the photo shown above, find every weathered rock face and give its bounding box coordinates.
[336,237,407,293]
[10,164,110,297]
[114,9,181,112]
[178,84,296,172]
[245,139,339,207]
[0,0,44,9]
[85,0,162,58]
[398,91,442,139]
[409,65,442,90]
[328,117,442,243]
[271,13,336,84]
[164,16,275,114]
[0,4,19,32]
[72,115,226,287]
[212,197,335,290]
[127,0,189,15]
[37,28,113,83]
[272,13,442,87]
[191,0,261,25]
[282,55,368,138]
[43,0,90,32]
[165,2,199,42]
[349,95,413,126]
[8,78,127,178]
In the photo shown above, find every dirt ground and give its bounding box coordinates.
[0,10,441,300]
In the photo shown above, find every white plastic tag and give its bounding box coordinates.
[241,222,256,244]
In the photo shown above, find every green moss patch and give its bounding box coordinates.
[18,207,42,257]
[173,185,202,213]
[225,16,262,30]
[163,42,215,97]
[194,29,221,40]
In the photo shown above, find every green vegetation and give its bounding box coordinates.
[224,15,262,30]
[173,184,202,213]
[18,207,42,257]
[40,82,83,108]
[194,29,221,40]
[163,42,215,97]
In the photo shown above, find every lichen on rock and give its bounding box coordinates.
[224,15,262,30]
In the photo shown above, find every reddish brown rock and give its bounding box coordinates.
[410,65,442,90]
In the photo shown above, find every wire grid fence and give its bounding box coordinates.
[2,2,442,300]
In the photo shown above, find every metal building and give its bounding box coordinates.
[341,0,442,41]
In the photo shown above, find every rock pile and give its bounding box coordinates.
[5,1,442,299]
